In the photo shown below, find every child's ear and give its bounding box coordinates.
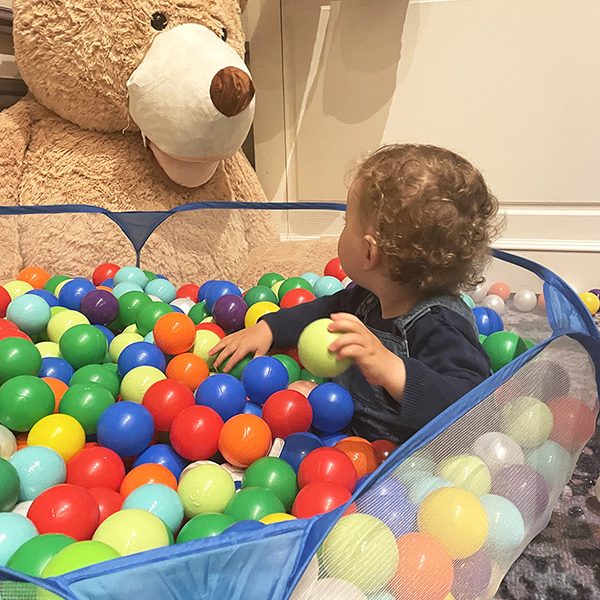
[363,234,379,269]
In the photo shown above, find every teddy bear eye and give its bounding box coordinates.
[151,12,169,31]
[221,27,228,42]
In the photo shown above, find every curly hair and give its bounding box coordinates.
[352,144,501,295]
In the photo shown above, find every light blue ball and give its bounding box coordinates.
[526,440,572,487]
[393,456,437,485]
[6,295,51,335]
[313,276,344,298]
[407,474,451,505]
[0,513,38,566]
[461,292,476,309]
[123,484,184,532]
[145,279,176,303]
[114,266,149,288]
[300,272,320,286]
[144,331,155,344]
[112,282,144,299]
[480,493,525,555]
[9,446,66,502]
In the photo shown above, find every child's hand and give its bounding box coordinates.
[328,313,406,399]
[210,320,274,372]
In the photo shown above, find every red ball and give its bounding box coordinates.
[177,284,200,302]
[280,288,317,309]
[0,329,31,342]
[262,390,313,439]
[195,323,226,338]
[142,379,195,432]
[292,481,351,518]
[548,396,597,451]
[170,405,224,460]
[88,487,123,524]
[297,447,357,492]
[28,484,100,541]
[324,257,347,282]
[92,263,120,286]
[0,286,10,318]
[66,446,126,491]
[372,439,397,462]
[0,318,20,331]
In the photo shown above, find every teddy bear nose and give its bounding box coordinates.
[210,67,255,118]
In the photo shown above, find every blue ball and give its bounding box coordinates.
[100,278,114,288]
[526,440,572,488]
[145,279,176,303]
[94,325,115,345]
[279,432,323,472]
[114,266,149,288]
[58,278,96,310]
[0,513,38,567]
[197,280,218,302]
[117,341,166,376]
[195,374,246,422]
[112,282,144,299]
[243,402,263,417]
[205,281,242,312]
[473,306,504,336]
[133,444,188,479]
[27,290,59,308]
[300,272,320,286]
[7,295,51,335]
[9,446,66,501]
[307,383,354,433]
[241,357,289,405]
[480,494,525,555]
[97,401,154,457]
[313,276,344,298]
[123,483,184,533]
[225,520,265,535]
[320,432,347,446]
[170,305,184,314]
[39,357,74,384]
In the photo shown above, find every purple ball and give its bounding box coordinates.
[80,290,119,325]
[491,464,549,524]
[452,550,493,599]
[212,294,248,332]
[589,288,600,300]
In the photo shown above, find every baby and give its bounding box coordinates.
[212,144,500,444]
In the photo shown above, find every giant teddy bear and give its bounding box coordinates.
[0,0,336,287]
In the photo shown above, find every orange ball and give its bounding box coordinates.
[153,313,196,355]
[391,533,454,600]
[16,433,28,451]
[119,463,177,497]
[372,439,397,462]
[487,282,511,301]
[42,377,69,412]
[334,437,380,479]
[218,414,272,468]
[537,292,546,310]
[165,353,209,391]
[96,285,113,292]
[17,266,51,289]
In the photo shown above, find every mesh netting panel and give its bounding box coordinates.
[294,337,598,600]
[0,581,51,600]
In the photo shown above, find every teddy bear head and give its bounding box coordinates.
[13,0,255,187]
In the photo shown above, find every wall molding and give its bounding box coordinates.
[494,239,600,253]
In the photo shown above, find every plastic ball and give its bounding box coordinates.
[0,376,54,432]
[120,463,177,498]
[36,342,62,359]
[418,487,488,559]
[472,306,503,337]
[151,312,196,356]
[292,481,351,519]
[242,457,299,510]
[176,513,236,543]
[299,272,320,287]
[144,279,176,303]
[133,302,172,337]
[480,494,525,556]
[59,323,108,369]
[142,379,194,432]
[307,383,354,434]
[39,357,74,384]
[257,273,284,289]
[372,440,397,463]
[195,374,246,422]
[0,457,20,511]
[298,447,356,493]
[241,356,289,405]
[79,290,118,326]
[548,396,597,451]
[120,366,166,404]
[58,278,96,311]
[70,364,121,398]
[0,287,12,319]
[298,319,352,379]
[187,301,209,325]
[43,376,69,410]
[335,437,380,479]
[47,309,90,344]
[260,512,296,525]
[9,446,66,501]
[280,288,317,310]
[43,275,69,295]
[0,513,38,566]
[4,280,34,299]
[0,424,17,459]
[122,483,183,532]
[96,402,154,457]
[224,486,285,521]
[471,431,525,474]
[108,331,144,362]
[243,401,263,417]
[580,291,600,315]
[170,405,223,461]
[512,289,537,312]
[175,283,199,302]
[117,342,165,376]
[242,285,277,307]
[500,396,553,448]
[437,454,491,496]
[111,282,143,299]
[114,266,148,288]
[459,292,476,309]
[59,383,115,434]
[28,483,99,541]
[481,294,505,315]
[66,446,125,491]
[6,533,76,577]
[218,414,272,468]
[483,331,528,372]
[170,297,195,315]
[92,263,119,286]
[272,354,302,383]
[280,432,323,472]
[244,301,279,328]
[177,464,235,517]
[89,487,124,524]
[165,353,209,391]
[313,276,344,298]
[204,281,241,312]
[525,440,572,488]
[6,294,51,335]
[27,289,60,309]
[191,330,221,368]
[17,266,51,290]
[0,338,42,383]
[452,550,492,600]
[324,257,347,281]
[27,414,86,462]
[118,291,152,327]
[261,389,312,439]
[487,282,511,301]
[132,444,187,480]
[212,295,248,332]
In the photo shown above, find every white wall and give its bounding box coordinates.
[247,0,600,292]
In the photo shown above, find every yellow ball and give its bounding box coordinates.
[418,487,489,559]
[123,324,139,334]
[50,306,67,318]
[580,292,600,315]
[27,414,86,462]
[444,595,456,600]
[500,395,553,448]
[108,332,144,362]
[192,330,221,368]
[3,280,34,299]
[120,366,166,404]
[200,316,214,324]
[36,341,62,359]
[260,512,296,525]
[271,281,284,296]
[54,279,73,297]
[244,301,279,328]
[437,454,491,496]
[47,310,90,343]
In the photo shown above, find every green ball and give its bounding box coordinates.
[0,338,42,384]
[0,376,54,432]
[118,291,152,327]
[242,457,298,511]
[299,369,327,384]
[7,534,76,577]
[135,302,173,336]
[482,331,528,372]
[523,338,536,350]
[277,277,314,302]
[258,273,285,289]
[70,364,121,398]
[460,293,476,309]
[59,383,115,434]
[272,354,301,383]
[478,334,487,344]
[298,319,352,378]
[244,286,278,307]
[143,270,157,282]
[320,514,399,594]
[216,354,252,379]
[41,541,120,579]
[188,301,209,325]
[0,457,20,511]
[177,464,236,518]
[500,395,553,448]
[59,324,108,370]
[176,513,236,543]
[224,486,285,521]
[44,275,70,294]
[102,362,120,375]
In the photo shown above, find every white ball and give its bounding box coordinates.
[513,289,537,312]
[12,501,33,518]
[0,424,17,459]
[481,294,505,314]
[472,431,525,474]
[298,579,367,600]
[170,297,195,315]
[342,277,353,288]
[470,283,487,303]
[147,294,162,302]
[290,556,320,600]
